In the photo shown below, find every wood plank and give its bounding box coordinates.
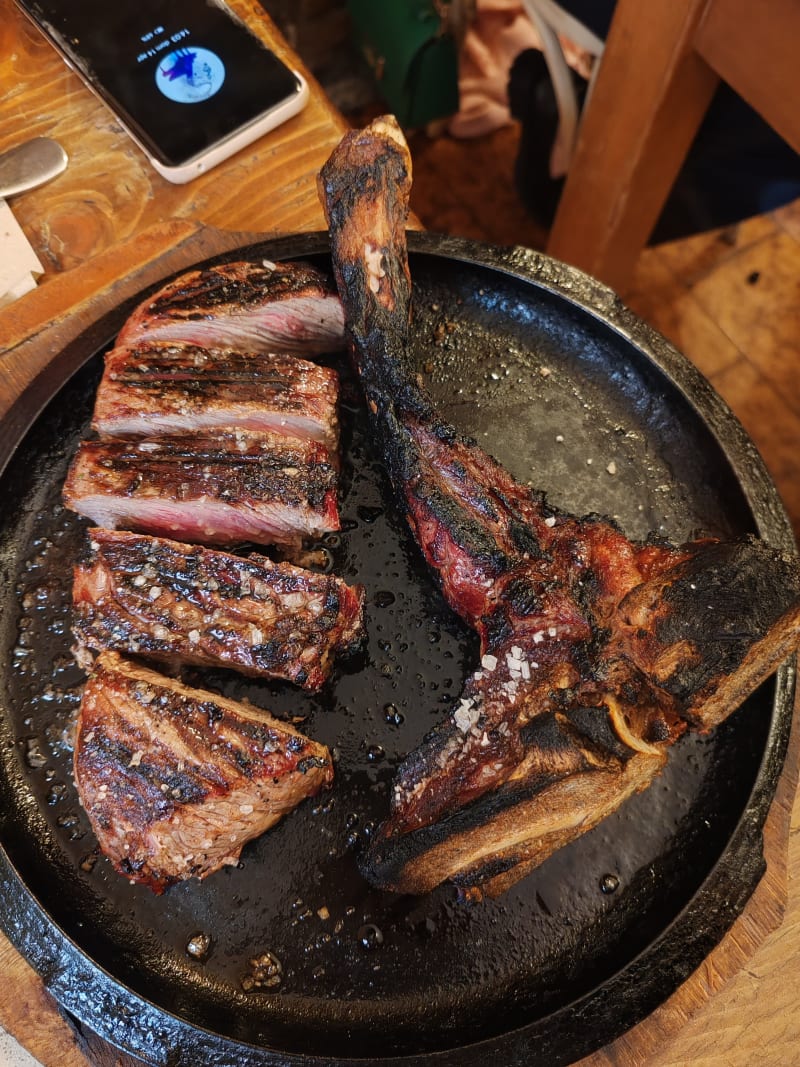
[0,933,96,1067]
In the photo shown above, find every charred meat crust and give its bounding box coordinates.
[362,747,666,896]
[361,535,800,896]
[63,428,340,546]
[613,537,800,727]
[147,261,335,312]
[75,652,333,893]
[320,116,800,899]
[117,260,346,354]
[93,342,340,449]
[72,528,365,689]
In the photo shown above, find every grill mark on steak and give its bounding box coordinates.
[75,652,333,892]
[117,260,345,355]
[72,528,365,688]
[319,115,800,898]
[93,342,340,449]
[63,427,339,546]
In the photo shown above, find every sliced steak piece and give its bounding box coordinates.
[74,651,333,893]
[92,342,339,450]
[319,115,800,899]
[72,528,365,689]
[117,259,345,354]
[62,428,339,546]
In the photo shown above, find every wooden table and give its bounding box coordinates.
[0,1,798,1063]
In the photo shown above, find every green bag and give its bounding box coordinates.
[347,0,460,128]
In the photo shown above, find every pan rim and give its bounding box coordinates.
[0,231,795,1066]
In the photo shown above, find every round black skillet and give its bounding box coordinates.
[0,233,795,1065]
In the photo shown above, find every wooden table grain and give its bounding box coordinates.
[0,0,346,275]
[1,1,798,1064]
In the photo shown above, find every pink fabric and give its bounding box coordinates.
[448,0,543,138]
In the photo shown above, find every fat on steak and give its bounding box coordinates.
[117,259,345,354]
[75,652,333,892]
[62,427,339,547]
[92,342,340,450]
[72,528,365,689]
[319,116,800,898]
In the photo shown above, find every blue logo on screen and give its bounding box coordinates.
[156,47,225,103]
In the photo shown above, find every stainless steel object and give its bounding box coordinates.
[0,136,68,198]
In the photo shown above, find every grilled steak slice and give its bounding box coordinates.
[117,259,345,354]
[75,652,333,893]
[320,116,800,898]
[93,342,339,449]
[62,428,339,546]
[73,528,365,688]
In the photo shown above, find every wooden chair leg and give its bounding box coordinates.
[546,0,719,294]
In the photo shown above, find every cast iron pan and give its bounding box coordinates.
[0,232,796,1066]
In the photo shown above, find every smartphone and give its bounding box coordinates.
[14,0,309,184]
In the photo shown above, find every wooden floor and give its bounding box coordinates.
[626,204,800,539]
[408,124,800,541]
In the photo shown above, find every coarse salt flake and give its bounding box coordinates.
[454,707,471,732]
[481,653,498,671]
[454,700,480,733]
[606,460,617,475]
[544,516,556,528]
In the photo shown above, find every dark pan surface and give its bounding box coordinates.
[0,233,795,1066]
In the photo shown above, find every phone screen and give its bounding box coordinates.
[17,0,303,167]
